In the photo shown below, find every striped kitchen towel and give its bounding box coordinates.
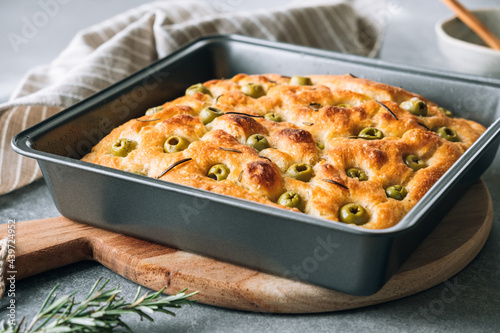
[0,0,389,195]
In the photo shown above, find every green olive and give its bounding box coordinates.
[111,138,136,157]
[264,113,282,122]
[400,97,428,116]
[337,104,352,108]
[246,134,270,151]
[346,168,368,181]
[316,141,325,150]
[241,83,266,98]
[290,76,312,86]
[436,127,459,142]
[164,136,190,153]
[185,83,212,97]
[207,164,230,181]
[386,185,407,200]
[286,163,313,182]
[404,155,427,171]
[339,203,369,225]
[438,107,454,118]
[358,127,384,140]
[145,106,164,115]
[278,191,301,208]
[200,106,224,125]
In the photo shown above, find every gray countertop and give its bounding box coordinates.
[1,0,499,332]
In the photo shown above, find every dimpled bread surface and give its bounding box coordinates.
[81,74,486,229]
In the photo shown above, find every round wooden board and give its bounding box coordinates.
[3,182,493,313]
[116,181,493,313]
[128,181,493,313]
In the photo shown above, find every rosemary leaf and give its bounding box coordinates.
[225,112,264,118]
[219,147,242,153]
[322,179,348,190]
[157,158,192,178]
[307,103,321,111]
[375,100,398,120]
[418,122,430,130]
[0,278,197,333]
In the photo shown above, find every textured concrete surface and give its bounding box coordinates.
[1,0,499,332]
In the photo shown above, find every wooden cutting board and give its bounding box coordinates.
[0,181,493,313]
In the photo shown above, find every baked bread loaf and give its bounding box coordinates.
[82,74,486,229]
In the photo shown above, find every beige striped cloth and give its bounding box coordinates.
[0,0,387,195]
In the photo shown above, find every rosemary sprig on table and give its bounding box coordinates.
[0,278,197,333]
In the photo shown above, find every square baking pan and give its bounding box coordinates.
[12,35,500,296]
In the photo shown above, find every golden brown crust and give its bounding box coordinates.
[82,74,486,229]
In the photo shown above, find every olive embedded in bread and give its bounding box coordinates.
[386,185,407,200]
[246,134,270,152]
[264,113,282,122]
[339,203,369,225]
[164,136,190,153]
[346,168,368,181]
[241,83,265,98]
[200,106,224,125]
[400,97,428,116]
[438,107,453,118]
[111,139,136,157]
[436,127,459,142]
[185,83,212,97]
[278,191,301,208]
[404,155,426,171]
[286,163,313,182]
[358,127,384,140]
[207,164,230,181]
[290,76,312,86]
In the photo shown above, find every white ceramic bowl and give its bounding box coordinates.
[435,8,500,77]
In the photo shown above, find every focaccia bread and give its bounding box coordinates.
[82,74,486,229]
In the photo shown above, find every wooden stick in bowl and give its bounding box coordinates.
[440,0,500,51]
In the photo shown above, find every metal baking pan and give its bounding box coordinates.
[12,35,500,296]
